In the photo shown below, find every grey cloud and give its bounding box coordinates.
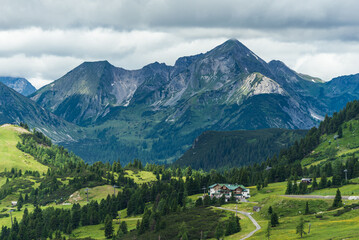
[1,0,359,31]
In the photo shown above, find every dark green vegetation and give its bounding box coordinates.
[0,125,247,240]
[175,128,307,170]
[122,207,240,240]
[0,77,36,96]
[21,39,359,165]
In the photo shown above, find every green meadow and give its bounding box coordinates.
[0,125,48,173]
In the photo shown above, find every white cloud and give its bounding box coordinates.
[1,1,359,87]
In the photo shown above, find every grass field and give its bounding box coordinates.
[239,181,359,239]
[0,124,48,173]
[124,169,157,184]
[67,185,121,204]
[69,217,140,239]
[310,183,359,196]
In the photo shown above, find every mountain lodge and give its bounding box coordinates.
[208,183,250,200]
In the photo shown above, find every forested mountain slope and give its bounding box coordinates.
[175,129,307,170]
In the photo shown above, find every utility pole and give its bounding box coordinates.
[9,209,14,226]
[85,188,89,202]
[202,186,206,195]
[308,223,311,234]
[113,184,118,195]
[344,169,348,181]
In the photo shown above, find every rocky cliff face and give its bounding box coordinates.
[30,39,325,129]
[0,77,36,96]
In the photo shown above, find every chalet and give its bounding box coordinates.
[301,178,312,184]
[208,183,250,200]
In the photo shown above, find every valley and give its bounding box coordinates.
[2,99,359,239]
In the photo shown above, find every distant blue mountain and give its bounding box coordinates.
[0,77,36,96]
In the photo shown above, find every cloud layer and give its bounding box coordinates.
[1,0,359,88]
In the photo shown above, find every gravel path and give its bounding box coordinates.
[281,195,351,199]
[216,207,261,239]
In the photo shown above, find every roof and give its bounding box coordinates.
[208,183,219,189]
[208,183,247,190]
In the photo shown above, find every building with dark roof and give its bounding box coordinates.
[208,183,250,200]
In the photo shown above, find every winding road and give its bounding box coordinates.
[216,207,261,240]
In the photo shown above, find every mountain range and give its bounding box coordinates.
[2,39,359,164]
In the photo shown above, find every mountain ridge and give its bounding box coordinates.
[24,39,359,164]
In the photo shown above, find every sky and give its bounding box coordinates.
[1,0,359,88]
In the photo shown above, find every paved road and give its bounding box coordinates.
[216,207,261,240]
[281,195,351,199]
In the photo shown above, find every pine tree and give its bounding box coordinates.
[17,193,24,211]
[270,213,279,227]
[312,177,318,190]
[195,197,203,207]
[104,214,114,239]
[296,217,306,238]
[215,223,224,240]
[332,189,343,208]
[120,221,128,234]
[338,126,343,138]
[268,206,273,215]
[177,222,189,240]
[285,179,292,195]
[319,174,327,189]
[292,182,298,195]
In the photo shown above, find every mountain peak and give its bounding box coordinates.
[80,60,113,68]
[210,39,251,55]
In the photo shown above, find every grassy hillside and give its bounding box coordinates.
[0,124,48,173]
[302,118,359,167]
[175,128,307,170]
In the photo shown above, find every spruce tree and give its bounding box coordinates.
[120,221,128,234]
[270,213,279,227]
[312,177,318,190]
[292,182,298,195]
[215,223,224,240]
[296,217,306,238]
[332,189,343,208]
[268,206,273,215]
[338,126,343,138]
[104,214,114,239]
[285,179,292,195]
[177,222,189,240]
[319,174,327,189]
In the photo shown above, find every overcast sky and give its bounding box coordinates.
[1,0,359,88]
